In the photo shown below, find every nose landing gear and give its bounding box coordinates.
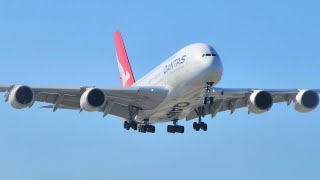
[203,97,214,105]
[203,82,214,105]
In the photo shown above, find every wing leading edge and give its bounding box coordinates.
[187,87,320,121]
[0,84,168,119]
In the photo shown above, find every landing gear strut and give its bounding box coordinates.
[123,106,139,131]
[167,120,184,134]
[193,107,208,132]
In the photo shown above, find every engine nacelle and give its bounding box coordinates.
[80,88,106,112]
[8,85,34,109]
[295,90,319,113]
[248,90,273,114]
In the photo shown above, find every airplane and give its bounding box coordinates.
[0,31,319,134]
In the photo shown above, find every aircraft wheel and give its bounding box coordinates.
[195,125,200,131]
[171,126,176,133]
[202,123,208,131]
[167,125,170,133]
[131,122,138,130]
[139,125,146,133]
[193,122,197,130]
[167,125,175,133]
[124,121,130,130]
[146,125,155,133]
[151,125,155,133]
[142,126,147,133]
[177,125,184,134]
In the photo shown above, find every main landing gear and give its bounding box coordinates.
[193,107,208,131]
[193,121,207,131]
[123,121,138,131]
[167,120,184,134]
[124,105,151,132]
[138,124,155,133]
[124,120,155,133]
[138,119,156,134]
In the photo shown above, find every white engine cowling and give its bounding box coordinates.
[80,88,106,112]
[295,90,319,112]
[8,85,34,109]
[248,90,273,114]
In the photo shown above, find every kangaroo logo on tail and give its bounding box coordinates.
[117,55,131,86]
[114,31,135,86]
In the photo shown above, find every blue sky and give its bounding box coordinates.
[0,0,320,179]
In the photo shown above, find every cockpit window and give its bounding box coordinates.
[202,53,216,57]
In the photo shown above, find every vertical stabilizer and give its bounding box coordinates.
[114,31,135,86]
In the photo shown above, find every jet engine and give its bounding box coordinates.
[8,85,34,109]
[248,90,273,114]
[295,90,319,112]
[80,88,106,112]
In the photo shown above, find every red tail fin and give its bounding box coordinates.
[114,31,135,86]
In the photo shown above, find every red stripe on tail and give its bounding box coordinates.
[114,31,135,86]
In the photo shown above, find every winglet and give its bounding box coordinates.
[114,31,135,86]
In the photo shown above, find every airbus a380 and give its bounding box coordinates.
[1,31,319,134]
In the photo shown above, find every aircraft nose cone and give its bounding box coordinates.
[213,55,223,72]
[206,55,223,78]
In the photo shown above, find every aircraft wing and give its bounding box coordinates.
[0,85,168,119]
[186,88,320,120]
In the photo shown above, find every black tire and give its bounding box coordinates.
[203,123,208,131]
[124,121,130,130]
[131,122,138,130]
[193,122,197,130]
[195,124,200,131]
[179,126,185,134]
[167,125,171,133]
[172,126,176,134]
[147,125,154,133]
[175,126,180,133]
[142,126,147,133]
[124,121,128,129]
[151,126,155,133]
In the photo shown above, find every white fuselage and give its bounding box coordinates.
[134,43,223,124]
